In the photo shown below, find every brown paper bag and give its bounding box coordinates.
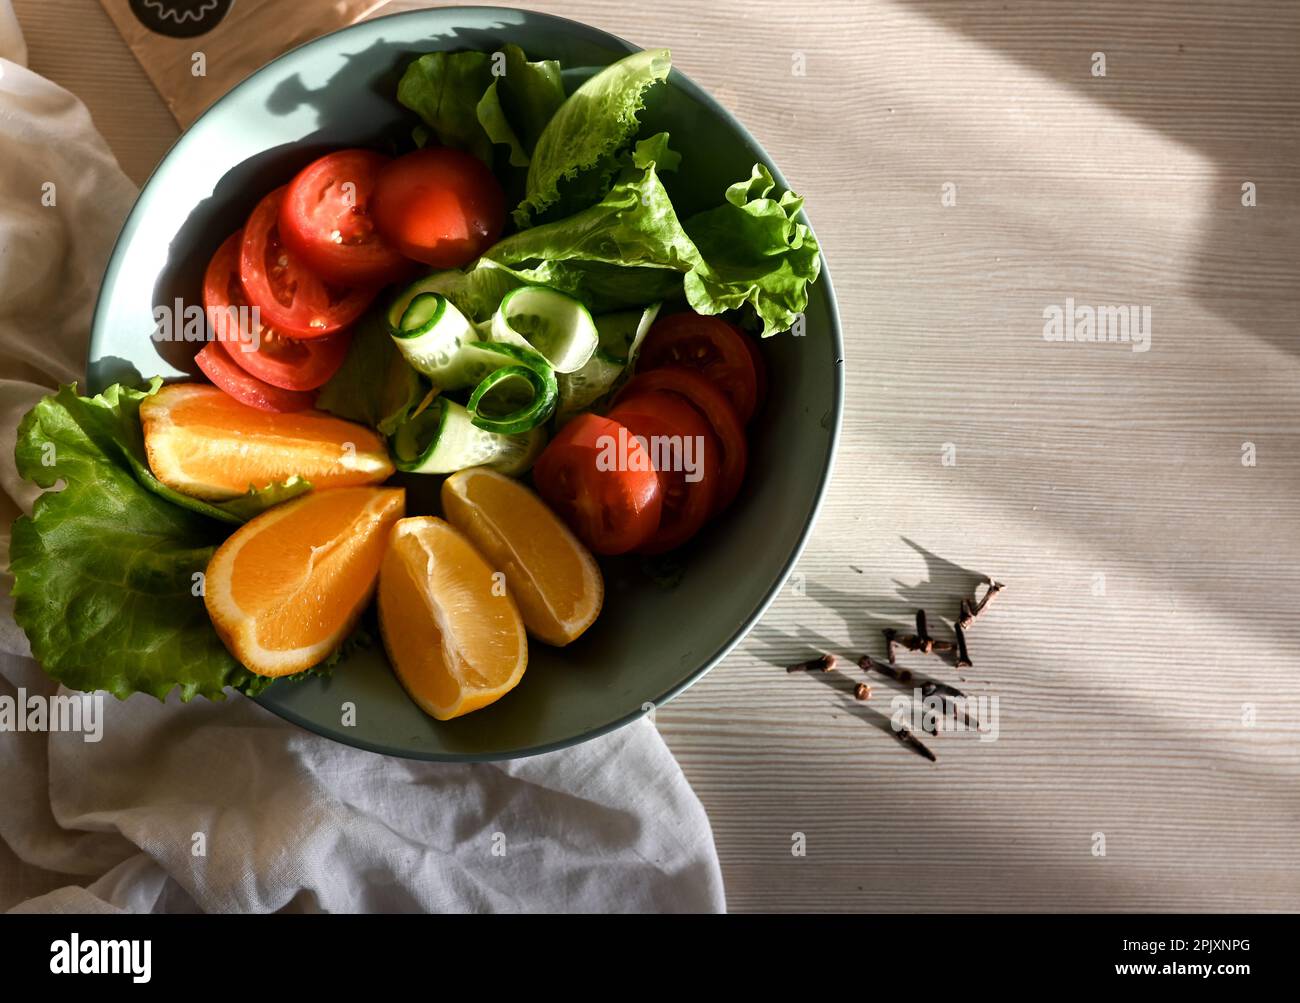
[98,0,393,127]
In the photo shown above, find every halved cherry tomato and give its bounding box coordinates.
[370,148,505,269]
[638,313,763,423]
[240,186,376,338]
[278,149,410,287]
[532,414,662,556]
[203,231,351,390]
[194,340,315,413]
[618,366,748,514]
[607,391,720,554]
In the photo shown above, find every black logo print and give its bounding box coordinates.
[128,0,234,39]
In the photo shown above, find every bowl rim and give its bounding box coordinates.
[89,4,845,761]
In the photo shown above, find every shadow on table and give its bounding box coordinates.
[747,535,995,724]
[907,0,1300,357]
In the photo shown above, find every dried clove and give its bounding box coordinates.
[895,725,937,762]
[915,609,932,652]
[920,679,967,700]
[786,653,836,674]
[858,653,913,684]
[921,680,979,729]
[957,579,1004,628]
[954,620,973,668]
[784,572,1006,765]
[883,626,954,663]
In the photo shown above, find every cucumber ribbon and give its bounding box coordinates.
[387,279,598,438]
[390,397,545,476]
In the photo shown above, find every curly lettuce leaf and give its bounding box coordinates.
[516,48,671,227]
[630,131,681,173]
[683,163,822,336]
[215,476,311,522]
[484,135,694,311]
[398,44,565,170]
[9,383,273,701]
[481,144,818,333]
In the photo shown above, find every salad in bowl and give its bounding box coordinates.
[11,24,829,748]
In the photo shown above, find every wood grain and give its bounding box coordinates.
[12,0,1300,912]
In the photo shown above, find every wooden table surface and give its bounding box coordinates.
[14,0,1300,912]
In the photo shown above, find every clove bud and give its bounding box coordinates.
[786,653,836,674]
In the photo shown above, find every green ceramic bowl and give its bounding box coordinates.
[89,6,843,760]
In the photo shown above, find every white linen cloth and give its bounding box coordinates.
[0,5,725,914]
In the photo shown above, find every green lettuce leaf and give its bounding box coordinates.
[392,45,819,334]
[476,81,528,167]
[397,49,495,164]
[485,135,694,311]
[484,146,818,333]
[215,476,311,522]
[9,383,272,701]
[476,45,565,168]
[398,44,565,170]
[316,309,424,434]
[630,131,681,173]
[516,48,671,227]
[682,163,822,336]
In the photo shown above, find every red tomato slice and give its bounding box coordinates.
[532,414,662,556]
[370,148,505,269]
[194,340,315,413]
[203,230,351,390]
[278,149,410,287]
[618,366,748,514]
[607,391,720,554]
[240,186,376,338]
[637,313,763,423]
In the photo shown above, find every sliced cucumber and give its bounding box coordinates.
[387,275,451,332]
[556,302,661,421]
[390,398,546,475]
[556,356,622,423]
[388,292,481,388]
[492,285,598,373]
[467,364,557,435]
[490,424,548,476]
[446,340,559,432]
[387,264,519,323]
[451,338,546,387]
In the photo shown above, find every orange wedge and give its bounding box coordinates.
[441,467,603,646]
[205,486,405,676]
[378,517,528,720]
[141,383,393,501]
